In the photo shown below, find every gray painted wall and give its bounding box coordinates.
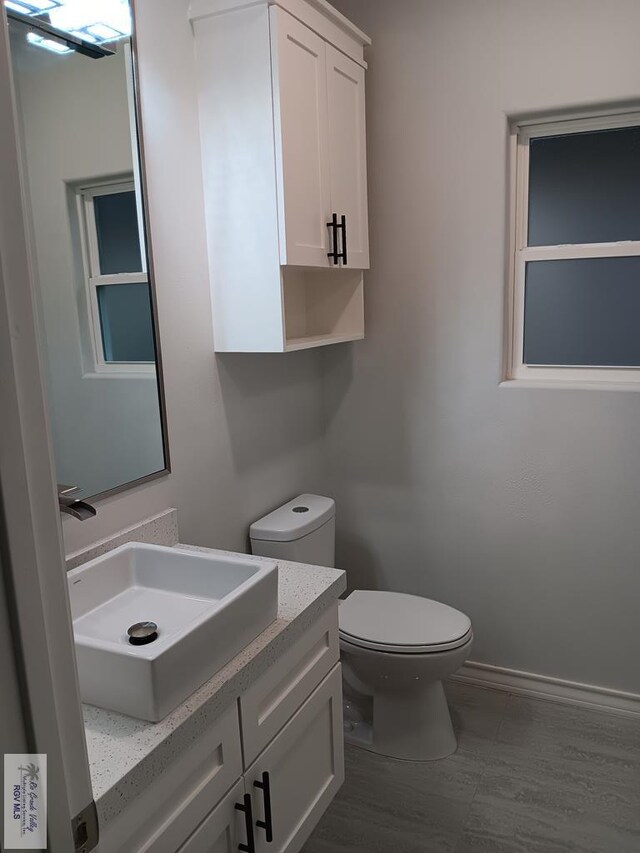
[327,0,640,694]
[61,0,640,697]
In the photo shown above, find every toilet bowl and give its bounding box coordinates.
[339,590,472,760]
[249,495,473,762]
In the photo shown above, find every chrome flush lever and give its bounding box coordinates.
[57,484,97,521]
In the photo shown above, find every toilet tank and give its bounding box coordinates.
[250,494,335,567]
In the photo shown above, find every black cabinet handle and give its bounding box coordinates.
[338,214,347,265]
[254,771,274,843]
[327,213,339,264]
[235,794,255,853]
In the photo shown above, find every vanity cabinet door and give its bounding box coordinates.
[270,6,332,268]
[176,780,245,853]
[98,703,243,853]
[245,665,344,853]
[326,43,370,269]
[240,606,339,768]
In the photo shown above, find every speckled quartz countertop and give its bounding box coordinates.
[82,543,345,829]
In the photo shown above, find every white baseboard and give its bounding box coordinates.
[451,660,640,718]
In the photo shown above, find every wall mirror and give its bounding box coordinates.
[6,0,169,501]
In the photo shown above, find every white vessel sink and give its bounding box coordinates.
[67,543,278,721]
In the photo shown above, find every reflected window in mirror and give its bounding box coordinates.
[78,179,155,372]
[5,0,170,502]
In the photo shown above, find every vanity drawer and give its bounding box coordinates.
[98,702,242,853]
[239,605,340,767]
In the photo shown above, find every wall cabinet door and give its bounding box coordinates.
[271,7,369,271]
[270,6,331,268]
[326,44,370,269]
[177,781,245,853]
[245,665,344,853]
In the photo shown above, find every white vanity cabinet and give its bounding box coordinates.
[99,607,343,853]
[175,782,245,853]
[177,668,342,853]
[190,0,370,352]
[243,666,343,853]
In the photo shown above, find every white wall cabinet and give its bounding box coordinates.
[326,43,369,269]
[191,0,371,352]
[270,7,369,270]
[270,7,332,269]
[98,608,343,853]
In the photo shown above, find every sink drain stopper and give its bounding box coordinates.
[127,621,158,645]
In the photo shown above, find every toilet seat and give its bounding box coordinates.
[339,590,472,654]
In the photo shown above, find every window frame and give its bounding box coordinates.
[506,109,640,388]
[77,177,154,375]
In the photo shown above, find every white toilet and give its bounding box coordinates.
[250,494,473,762]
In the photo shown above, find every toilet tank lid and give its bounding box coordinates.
[250,494,335,542]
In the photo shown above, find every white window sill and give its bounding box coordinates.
[500,378,640,392]
[82,370,157,380]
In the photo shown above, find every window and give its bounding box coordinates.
[78,179,156,373]
[507,112,640,387]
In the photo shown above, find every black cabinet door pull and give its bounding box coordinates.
[254,771,274,843]
[339,214,347,265]
[327,213,339,264]
[235,794,256,853]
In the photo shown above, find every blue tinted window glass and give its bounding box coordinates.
[97,283,155,363]
[94,190,143,274]
[524,257,640,366]
[528,126,640,246]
